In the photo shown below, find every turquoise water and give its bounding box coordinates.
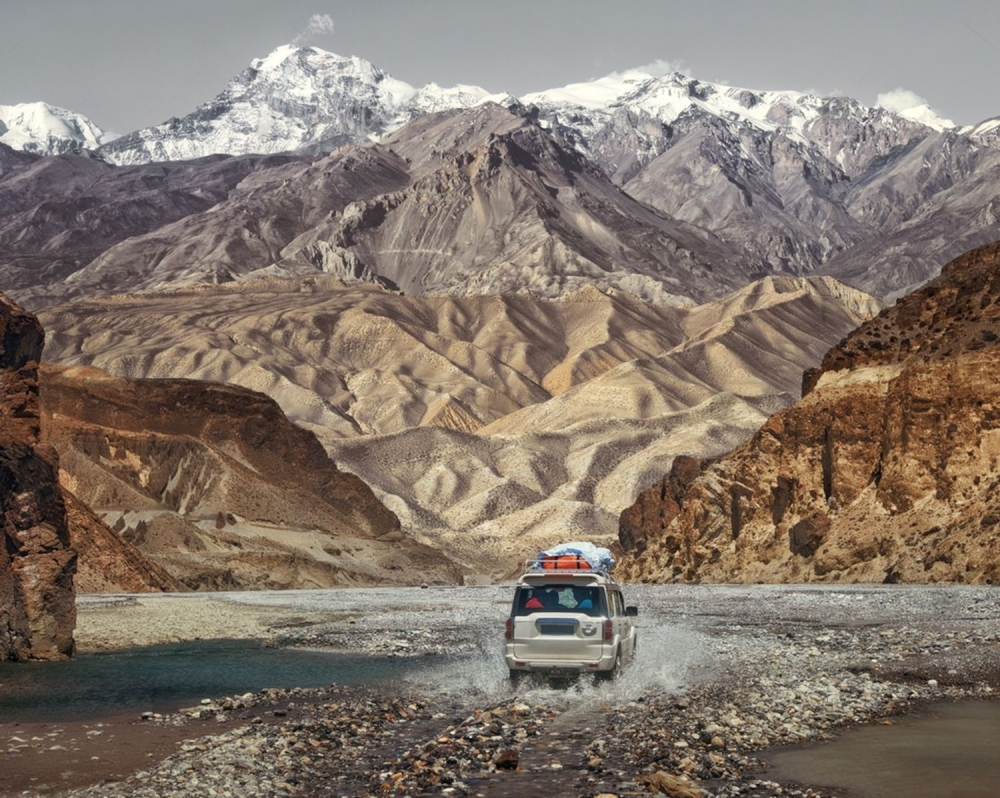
[766,701,1000,798]
[0,639,432,723]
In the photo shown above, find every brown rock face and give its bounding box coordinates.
[1,294,76,660]
[62,489,182,593]
[620,241,1000,584]
[40,365,457,589]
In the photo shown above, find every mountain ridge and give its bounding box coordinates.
[3,45,999,303]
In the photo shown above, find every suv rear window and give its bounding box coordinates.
[514,585,603,616]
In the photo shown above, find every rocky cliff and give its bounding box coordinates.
[40,364,456,589]
[620,242,1000,584]
[0,294,75,660]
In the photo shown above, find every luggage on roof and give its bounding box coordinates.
[532,541,615,573]
[538,553,592,570]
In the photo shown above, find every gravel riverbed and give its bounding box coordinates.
[8,584,1000,797]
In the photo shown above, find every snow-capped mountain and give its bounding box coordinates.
[0,102,108,155]
[895,103,955,132]
[523,68,950,178]
[966,116,1000,144]
[92,44,964,176]
[97,45,504,166]
[519,65,997,299]
[5,46,999,304]
[523,68,837,139]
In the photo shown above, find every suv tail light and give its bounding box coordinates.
[505,617,514,640]
[603,619,613,641]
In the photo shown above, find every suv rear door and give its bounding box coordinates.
[510,583,608,664]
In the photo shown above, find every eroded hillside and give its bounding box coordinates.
[39,276,881,576]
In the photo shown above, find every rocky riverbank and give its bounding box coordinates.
[4,585,998,797]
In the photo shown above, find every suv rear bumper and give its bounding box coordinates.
[504,647,617,673]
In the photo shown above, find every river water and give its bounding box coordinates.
[766,700,1000,798]
[0,640,429,723]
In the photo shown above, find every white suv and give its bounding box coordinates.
[504,565,638,681]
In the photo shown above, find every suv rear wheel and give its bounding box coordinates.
[596,648,620,681]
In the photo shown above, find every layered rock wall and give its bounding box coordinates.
[1,294,75,660]
[620,242,1000,584]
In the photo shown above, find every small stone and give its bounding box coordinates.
[493,748,519,770]
[642,770,702,797]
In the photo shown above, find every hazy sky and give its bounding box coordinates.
[1,0,998,134]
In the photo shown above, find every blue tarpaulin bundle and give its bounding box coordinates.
[535,542,615,572]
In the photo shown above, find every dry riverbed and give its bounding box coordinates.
[3,584,999,797]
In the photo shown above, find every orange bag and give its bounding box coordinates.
[540,554,592,570]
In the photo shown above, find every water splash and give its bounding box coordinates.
[402,621,705,710]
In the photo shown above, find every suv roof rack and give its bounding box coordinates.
[520,558,613,577]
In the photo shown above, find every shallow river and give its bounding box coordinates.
[2,583,998,796]
[0,640,427,723]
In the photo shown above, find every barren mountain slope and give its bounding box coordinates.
[621,118,865,277]
[9,104,748,309]
[529,70,979,294]
[65,105,742,307]
[619,241,1000,584]
[0,141,37,175]
[39,277,697,443]
[37,145,411,303]
[820,136,1000,299]
[333,278,879,573]
[277,105,743,304]
[40,276,880,576]
[482,277,882,436]
[331,392,793,574]
[0,147,309,304]
[39,364,455,589]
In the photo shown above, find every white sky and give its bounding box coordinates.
[1,0,998,134]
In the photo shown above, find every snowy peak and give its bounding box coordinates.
[245,45,417,108]
[896,103,955,132]
[249,43,304,72]
[526,65,954,144]
[526,67,823,130]
[98,44,494,165]
[523,66,663,109]
[0,102,108,155]
[966,116,1000,143]
[409,82,491,114]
